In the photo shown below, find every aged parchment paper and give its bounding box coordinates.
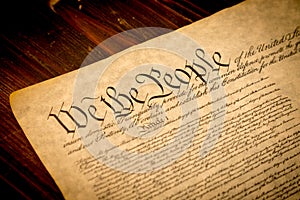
[10,0,300,199]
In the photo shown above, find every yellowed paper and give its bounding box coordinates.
[10,0,300,199]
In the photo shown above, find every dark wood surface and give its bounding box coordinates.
[0,0,244,199]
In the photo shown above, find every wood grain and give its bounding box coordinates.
[0,0,243,199]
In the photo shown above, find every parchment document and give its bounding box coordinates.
[10,0,300,199]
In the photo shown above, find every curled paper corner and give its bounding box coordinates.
[9,90,19,113]
[9,89,26,121]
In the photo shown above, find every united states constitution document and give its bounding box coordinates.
[10,0,300,199]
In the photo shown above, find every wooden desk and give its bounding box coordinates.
[0,0,243,199]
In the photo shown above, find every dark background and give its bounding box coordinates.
[0,0,243,199]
